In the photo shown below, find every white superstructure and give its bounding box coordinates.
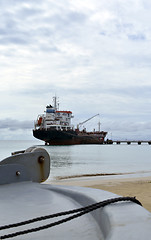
[34,97,74,130]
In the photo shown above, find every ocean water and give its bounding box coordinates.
[0,140,151,182]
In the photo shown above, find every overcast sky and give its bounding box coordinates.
[1,0,151,140]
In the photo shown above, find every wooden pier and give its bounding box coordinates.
[105,140,151,145]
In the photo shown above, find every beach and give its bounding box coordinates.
[52,176,151,213]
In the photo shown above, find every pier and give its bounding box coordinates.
[105,140,151,145]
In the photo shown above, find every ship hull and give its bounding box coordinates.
[33,129,107,145]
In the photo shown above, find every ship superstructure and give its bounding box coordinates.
[33,96,107,145]
[34,97,74,131]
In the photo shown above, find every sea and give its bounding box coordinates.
[0,140,151,182]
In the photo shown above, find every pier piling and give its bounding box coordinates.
[105,140,151,145]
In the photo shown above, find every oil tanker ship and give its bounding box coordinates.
[33,96,107,145]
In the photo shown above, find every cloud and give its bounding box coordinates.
[103,120,151,140]
[0,119,33,131]
[0,0,151,140]
[0,1,87,52]
[128,33,146,41]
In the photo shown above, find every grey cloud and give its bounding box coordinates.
[42,5,87,25]
[103,119,151,140]
[128,33,146,41]
[39,44,59,53]
[17,6,43,18]
[0,0,42,8]
[0,119,33,131]
[59,11,87,25]
[9,80,151,102]
[106,121,151,132]
[0,1,87,49]
[107,85,151,99]
[0,36,28,45]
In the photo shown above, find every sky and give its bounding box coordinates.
[0,0,151,140]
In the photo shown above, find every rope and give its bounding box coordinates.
[0,196,142,239]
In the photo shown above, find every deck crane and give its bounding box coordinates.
[77,114,101,131]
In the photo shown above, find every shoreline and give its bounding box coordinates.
[50,175,151,212]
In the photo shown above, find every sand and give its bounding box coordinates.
[51,176,151,212]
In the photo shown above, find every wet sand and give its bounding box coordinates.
[51,176,151,212]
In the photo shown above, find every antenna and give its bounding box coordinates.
[98,121,101,132]
[53,96,57,110]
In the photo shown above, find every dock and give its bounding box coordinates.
[105,140,151,145]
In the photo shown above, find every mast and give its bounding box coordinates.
[53,96,58,111]
[98,121,101,132]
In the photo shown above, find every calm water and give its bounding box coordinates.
[0,140,151,181]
